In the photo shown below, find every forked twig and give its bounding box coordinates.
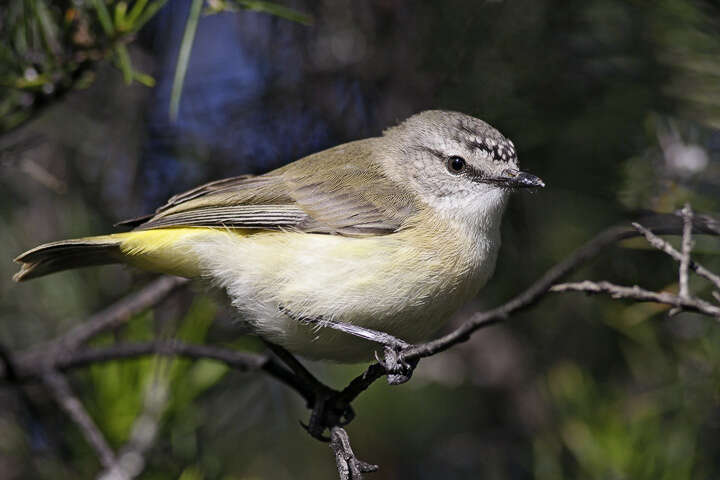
[632,223,720,290]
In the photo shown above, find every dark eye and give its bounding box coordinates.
[447,155,466,174]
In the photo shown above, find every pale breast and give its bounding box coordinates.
[187,214,501,362]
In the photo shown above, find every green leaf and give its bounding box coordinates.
[169,0,203,121]
[133,70,156,87]
[126,0,150,27]
[115,44,133,85]
[91,0,115,35]
[131,0,170,32]
[114,1,128,31]
[33,0,61,58]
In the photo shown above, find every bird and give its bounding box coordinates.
[13,110,544,364]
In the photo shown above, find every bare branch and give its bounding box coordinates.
[60,276,189,350]
[330,427,378,480]
[632,222,720,291]
[679,204,694,298]
[42,370,117,470]
[53,341,266,372]
[550,280,720,317]
[6,341,309,410]
[23,277,188,372]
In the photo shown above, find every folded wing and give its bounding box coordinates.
[125,140,420,236]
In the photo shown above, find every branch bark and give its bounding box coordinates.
[632,222,720,290]
[679,204,694,299]
[549,280,720,317]
[42,370,117,470]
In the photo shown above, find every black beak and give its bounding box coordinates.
[490,168,545,189]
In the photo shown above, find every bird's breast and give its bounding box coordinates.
[187,214,502,362]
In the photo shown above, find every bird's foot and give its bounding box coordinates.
[377,343,418,385]
[264,341,355,441]
[302,385,355,441]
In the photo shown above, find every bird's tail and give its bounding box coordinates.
[13,236,123,282]
[13,228,222,282]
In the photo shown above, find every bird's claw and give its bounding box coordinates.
[302,388,355,441]
[377,343,418,385]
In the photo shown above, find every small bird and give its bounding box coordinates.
[13,110,544,363]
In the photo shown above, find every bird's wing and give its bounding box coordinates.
[124,140,420,236]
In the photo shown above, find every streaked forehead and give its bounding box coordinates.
[454,118,517,164]
[390,110,518,165]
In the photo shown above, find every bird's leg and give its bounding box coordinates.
[263,341,354,441]
[306,318,418,385]
[279,307,419,385]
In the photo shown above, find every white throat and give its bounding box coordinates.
[427,187,509,240]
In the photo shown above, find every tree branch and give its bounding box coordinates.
[549,280,720,317]
[21,276,188,373]
[632,223,720,290]
[42,370,117,470]
[679,204,694,299]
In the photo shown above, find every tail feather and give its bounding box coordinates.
[14,228,223,281]
[13,237,122,282]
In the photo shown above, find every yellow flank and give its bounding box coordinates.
[113,227,237,278]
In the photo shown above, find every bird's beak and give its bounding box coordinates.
[490,168,545,189]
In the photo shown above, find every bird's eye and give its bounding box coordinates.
[447,155,466,174]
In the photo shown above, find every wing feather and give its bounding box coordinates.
[123,139,420,236]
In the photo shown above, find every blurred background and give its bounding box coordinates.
[2,0,720,478]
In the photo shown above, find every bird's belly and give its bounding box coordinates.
[188,227,497,362]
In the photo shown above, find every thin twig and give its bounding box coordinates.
[42,370,117,469]
[679,204,694,299]
[632,223,720,291]
[7,341,308,407]
[23,276,188,371]
[59,276,188,350]
[550,280,720,317]
[54,341,266,372]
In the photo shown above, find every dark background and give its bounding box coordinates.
[2,0,720,478]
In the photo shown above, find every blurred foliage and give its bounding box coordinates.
[0,0,165,131]
[2,0,720,479]
[0,0,310,131]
